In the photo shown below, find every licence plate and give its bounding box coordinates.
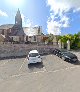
[73,58,77,61]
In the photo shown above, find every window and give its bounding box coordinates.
[2,30,4,35]
[11,37,13,41]
[29,53,39,57]
[34,36,36,41]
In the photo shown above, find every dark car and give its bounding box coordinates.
[53,49,78,62]
[53,48,60,56]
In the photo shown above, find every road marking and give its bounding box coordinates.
[0,60,9,66]
[19,57,27,71]
[10,73,24,78]
[9,65,80,79]
[47,65,80,73]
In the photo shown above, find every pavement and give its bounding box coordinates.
[0,52,80,92]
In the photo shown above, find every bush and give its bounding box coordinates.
[71,43,78,49]
[77,42,80,48]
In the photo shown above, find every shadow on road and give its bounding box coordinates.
[67,60,80,65]
[72,60,80,65]
[28,62,44,69]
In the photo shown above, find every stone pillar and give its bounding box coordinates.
[53,36,57,45]
[45,40,48,45]
[67,40,70,50]
[58,40,61,49]
[62,42,64,49]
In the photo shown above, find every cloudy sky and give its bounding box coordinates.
[0,0,80,35]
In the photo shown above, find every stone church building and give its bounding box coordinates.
[0,9,42,43]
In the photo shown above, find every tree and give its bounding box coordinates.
[58,32,80,49]
[71,33,80,49]
[47,34,54,43]
[42,36,48,42]
[59,35,68,43]
[77,32,80,36]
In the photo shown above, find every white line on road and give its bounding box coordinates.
[19,57,27,71]
[9,65,80,79]
[0,60,9,66]
[46,65,80,73]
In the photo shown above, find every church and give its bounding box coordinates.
[0,9,43,43]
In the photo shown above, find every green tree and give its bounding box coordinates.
[77,32,80,37]
[59,35,68,43]
[47,34,54,43]
[58,33,80,49]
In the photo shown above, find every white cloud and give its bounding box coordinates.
[46,0,80,35]
[21,14,39,28]
[47,20,61,35]
[47,0,70,16]
[34,25,39,27]
[47,12,70,35]
[25,19,33,27]
[21,14,39,36]
[0,10,8,17]
[73,8,80,13]
[47,0,80,10]
[21,14,25,23]
[59,0,80,8]
[21,14,32,27]
[60,16,70,27]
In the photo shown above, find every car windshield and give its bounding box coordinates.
[62,52,69,54]
[60,49,67,52]
[29,53,39,57]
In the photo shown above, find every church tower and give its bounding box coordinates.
[15,9,22,28]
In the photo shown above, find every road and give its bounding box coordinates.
[0,52,80,92]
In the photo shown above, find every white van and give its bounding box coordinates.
[27,50,42,64]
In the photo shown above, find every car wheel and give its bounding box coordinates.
[56,54,57,56]
[59,56,61,58]
[62,57,65,61]
[41,61,43,64]
[53,52,55,55]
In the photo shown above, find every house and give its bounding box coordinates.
[23,26,43,43]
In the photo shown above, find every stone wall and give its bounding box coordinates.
[0,44,56,59]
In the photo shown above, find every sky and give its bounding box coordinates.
[0,0,80,35]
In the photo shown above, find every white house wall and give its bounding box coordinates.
[23,26,42,36]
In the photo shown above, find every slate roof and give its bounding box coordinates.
[0,24,14,30]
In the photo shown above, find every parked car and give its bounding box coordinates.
[53,48,60,56]
[53,49,78,62]
[27,50,42,64]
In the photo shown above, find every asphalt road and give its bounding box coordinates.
[0,53,80,92]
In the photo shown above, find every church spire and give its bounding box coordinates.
[15,8,22,28]
[17,8,20,15]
